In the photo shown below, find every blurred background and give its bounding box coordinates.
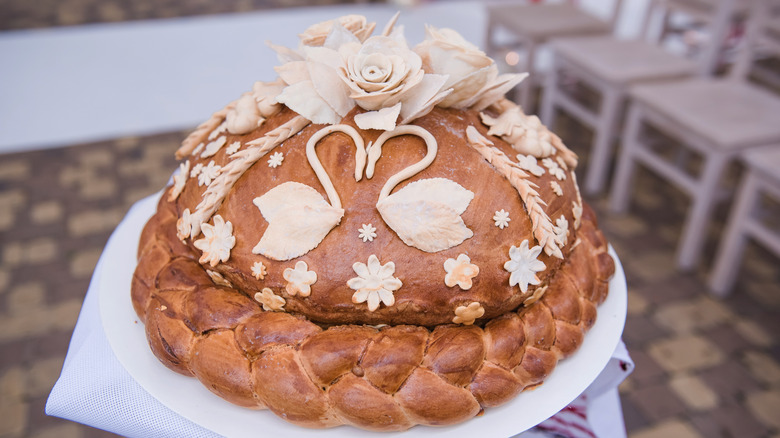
[0,0,778,437]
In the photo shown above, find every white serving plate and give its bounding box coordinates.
[99,192,627,438]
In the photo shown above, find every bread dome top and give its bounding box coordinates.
[166,14,584,326]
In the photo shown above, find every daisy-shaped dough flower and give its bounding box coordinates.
[358,223,377,242]
[168,160,190,202]
[542,158,566,181]
[443,254,480,290]
[268,151,284,168]
[516,154,545,177]
[493,209,510,229]
[254,287,286,312]
[554,215,569,247]
[504,240,546,293]
[198,160,222,186]
[283,261,317,297]
[190,162,204,178]
[194,215,236,267]
[251,261,267,280]
[176,208,192,241]
[207,269,232,287]
[348,254,402,312]
[452,302,484,325]
[226,141,241,155]
[550,181,563,197]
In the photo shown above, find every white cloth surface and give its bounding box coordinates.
[46,198,633,438]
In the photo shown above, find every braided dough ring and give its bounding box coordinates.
[131,192,614,431]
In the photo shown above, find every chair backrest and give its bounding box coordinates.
[729,0,780,81]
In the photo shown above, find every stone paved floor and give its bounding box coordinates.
[2,2,780,438]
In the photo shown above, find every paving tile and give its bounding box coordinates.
[630,418,703,438]
[647,334,724,373]
[699,360,762,400]
[626,382,687,423]
[620,395,650,433]
[623,250,678,284]
[734,318,775,348]
[623,314,669,347]
[624,349,667,386]
[744,279,780,309]
[601,214,648,239]
[627,287,650,316]
[0,159,31,180]
[635,275,702,306]
[6,281,46,315]
[0,269,9,294]
[29,424,85,438]
[743,351,780,387]
[30,200,64,225]
[66,208,124,237]
[27,355,65,398]
[691,400,771,438]
[668,374,718,411]
[653,295,733,334]
[69,248,104,279]
[703,324,751,358]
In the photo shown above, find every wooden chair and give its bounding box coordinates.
[484,0,622,112]
[608,0,780,271]
[538,36,698,195]
[708,146,780,296]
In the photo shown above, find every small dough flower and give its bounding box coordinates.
[542,158,566,181]
[208,121,227,141]
[516,154,545,177]
[443,254,480,290]
[168,160,190,202]
[348,254,402,312]
[550,181,563,197]
[268,152,284,168]
[193,215,236,267]
[198,161,221,186]
[523,285,548,306]
[226,141,241,155]
[190,162,204,178]
[254,287,286,311]
[452,302,485,325]
[493,209,511,229]
[251,261,267,280]
[358,223,377,242]
[504,240,546,293]
[283,261,317,297]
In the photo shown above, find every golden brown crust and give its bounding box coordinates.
[169,107,582,326]
[131,201,614,430]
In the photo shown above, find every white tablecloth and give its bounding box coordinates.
[46,199,633,438]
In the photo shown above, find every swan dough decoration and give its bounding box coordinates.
[252,125,367,261]
[369,125,475,252]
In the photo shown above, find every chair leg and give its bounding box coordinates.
[676,152,728,270]
[539,60,559,127]
[584,87,622,195]
[609,103,644,214]
[519,43,538,113]
[708,171,760,296]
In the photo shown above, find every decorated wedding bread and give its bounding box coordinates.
[131,13,615,432]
